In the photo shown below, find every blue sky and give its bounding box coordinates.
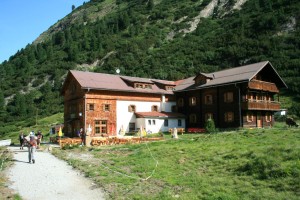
[0,0,89,63]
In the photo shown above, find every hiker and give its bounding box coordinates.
[26,133,37,164]
[37,131,43,149]
[79,128,85,145]
[76,129,81,138]
[19,132,25,150]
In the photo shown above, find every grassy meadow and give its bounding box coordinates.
[0,113,64,144]
[52,127,300,200]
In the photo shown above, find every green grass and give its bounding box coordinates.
[52,127,300,200]
[1,112,299,199]
[0,113,63,144]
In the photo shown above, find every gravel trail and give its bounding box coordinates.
[7,146,105,200]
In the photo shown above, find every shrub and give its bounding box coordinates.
[205,118,216,133]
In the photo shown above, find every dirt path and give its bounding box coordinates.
[7,146,105,200]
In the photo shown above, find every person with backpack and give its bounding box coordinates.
[26,133,37,164]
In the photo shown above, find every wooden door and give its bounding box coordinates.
[257,112,262,128]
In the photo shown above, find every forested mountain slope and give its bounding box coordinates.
[0,0,299,129]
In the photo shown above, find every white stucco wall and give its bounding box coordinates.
[116,100,176,133]
[139,118,186,133]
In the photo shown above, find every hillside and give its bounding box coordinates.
[0,0,299,131]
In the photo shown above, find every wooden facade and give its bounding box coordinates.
[175,61,287,129]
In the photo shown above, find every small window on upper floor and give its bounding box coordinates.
[224,92,233,103]
[134,83,152,89]
[87,103,95,111]
[204,95,213,105]
[128,105,136,112]
[145,84,152,89]
[189,97,197,106]
[152,105,158,112]
[166,86,175,91]
[103,104,111,112]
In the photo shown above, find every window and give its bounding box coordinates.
[178,119,182,127]
[189,114,197,123]
[164,119,168,127]
[224,92,233,103]
[224,112,234,122]
[95,120,107,134]
[205,95,213,105]
[152,120,156,125]
[145,84,152,89]
[265,112,272,122]
[87,103,95,111]
[247,112,254,122]
[128,105,136,112]
[166,86,174,90]
[178,98,184,107]
[152,105,158,112]
[148,120,152,125]
[134,83,152,89]
[189,97,197,106]
[129,123,135,132]
[205,113,213,121]
[103,104,110,112]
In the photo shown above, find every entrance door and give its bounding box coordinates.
[257,112,262,128]
[129,123,135,132]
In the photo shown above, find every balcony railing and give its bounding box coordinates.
[248,80,279,93]
[241,100,280,111]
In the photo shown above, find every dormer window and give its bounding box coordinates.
[166,86,175,90]
[134,83,152,89]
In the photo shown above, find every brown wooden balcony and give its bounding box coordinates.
[248,80,279,93]
[241,100,281,111]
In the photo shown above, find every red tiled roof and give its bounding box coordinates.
[135,111,185,118]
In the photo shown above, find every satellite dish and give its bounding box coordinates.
[116,68,120,74]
